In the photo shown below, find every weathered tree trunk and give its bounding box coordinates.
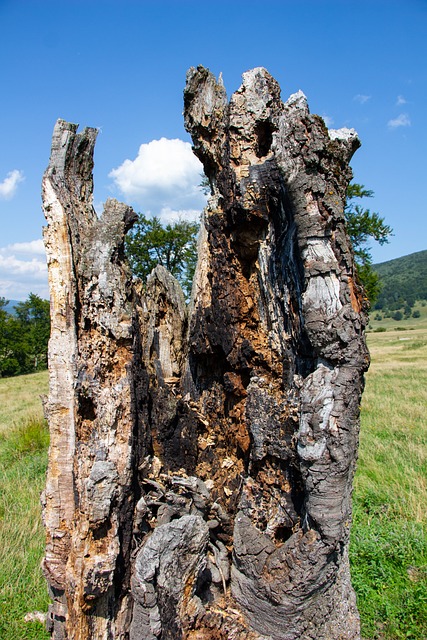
[42,120,143,639]
[42,68,369,640]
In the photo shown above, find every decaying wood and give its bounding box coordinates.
[42,68,369,640]
[42,120,142,639]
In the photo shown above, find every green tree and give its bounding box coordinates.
[0,298,9,374]
[0,294,50,377]
[345,183,393,305]
[0,297,21,376]
[125,214,199,299]
[14,293,50,371]
[0,296,8,322]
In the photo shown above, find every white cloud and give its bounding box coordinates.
[396,95,407,106]
[6,239,46,255]
[156,207,202,225]
[0,254,46,276]
[0,169,24,200]
[109,138,207,219]
[354,94,371,104]
[388,113,411,129]
[322,115,334,127]
[0,240,48,300]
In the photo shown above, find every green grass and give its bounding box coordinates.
[1,343,426,639]
[0,370,49,435]
[350,323,427,639]
[0,371,49,640]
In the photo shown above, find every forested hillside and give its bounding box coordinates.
[0,294,50,377]
[373,249,427,312]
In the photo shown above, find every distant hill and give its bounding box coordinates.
[373,250,427,309]
[2,299,21,315]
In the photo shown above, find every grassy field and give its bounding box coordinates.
[0,322,426,639]
[368,299,427,332]
[351,318,427,639]
[0,370,50,640]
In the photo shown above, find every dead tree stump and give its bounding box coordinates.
[42,67,369,640]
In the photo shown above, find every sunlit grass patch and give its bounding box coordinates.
[0,373,50,640]
[0,370,48,434]
[351,328,427,639]
[0,414,49,467]
[351,512,427,640]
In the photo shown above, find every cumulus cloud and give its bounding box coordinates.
[109,138,207,223]
[0,169,24,200]
[6,239,46,255]
[155,207,202,225]
[0,253,46,276]
[396,95,407,106]
[354,94,371,104]
[0,240,48,300]
[388,113,411,129]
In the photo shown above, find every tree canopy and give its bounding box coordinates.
[345,183,393,304]
[125,214,199,299]
[0,293,50,377]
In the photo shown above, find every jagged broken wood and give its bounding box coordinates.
[42,67,369,640]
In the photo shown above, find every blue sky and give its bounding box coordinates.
[0,0,425,300]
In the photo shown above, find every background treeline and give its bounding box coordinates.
[0,194,424,378]
[0,294,50,378]
[372,249,427,320]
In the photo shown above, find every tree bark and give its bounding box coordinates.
[42,120,143,639]
[42,68,369,640]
